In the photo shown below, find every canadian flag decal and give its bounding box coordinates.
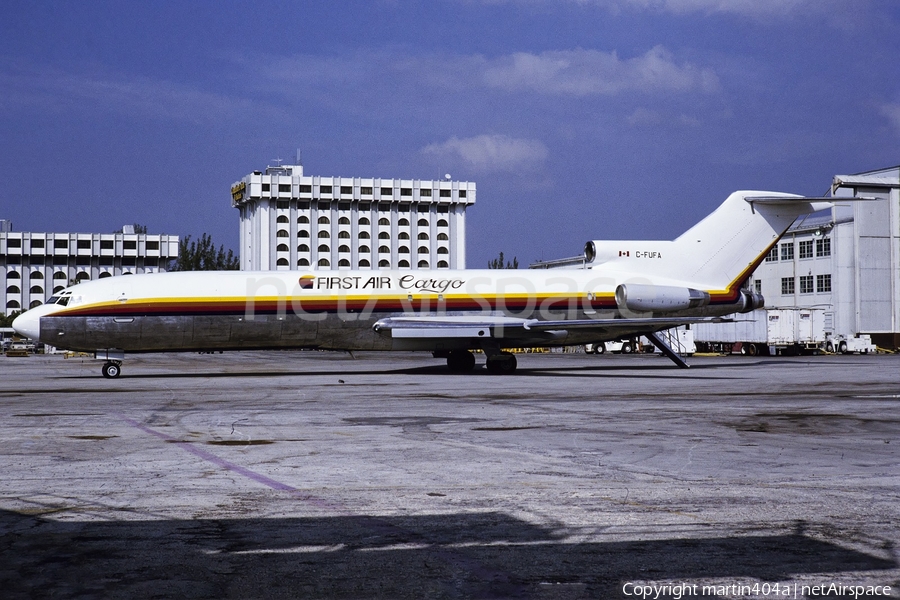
[619,250,630,257]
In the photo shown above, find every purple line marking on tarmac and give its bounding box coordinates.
[118,413,530,598]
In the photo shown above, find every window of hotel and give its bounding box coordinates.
[298,244,309,253]
[30,239,44,249]
[379,260,390,268]
[437,260,449,268]
[30,271,43,279]
[277,215,289,223]
[147,241,159,250]
[781,277,794,294]
[437,205,449,213]
[277,200,290,209]
[359,259,371,267]
[318,258,330,267]
[437,247,449,254]
[418,260,429,268]
[378,232,390,240]
[339,259,350,267]
[398,204,410,213]
[262,183,270,192]
[358,231,370,239]
[318,231,329,238]
[418,205,430,213]
[277,230,289,238]
[439,190,451,197]
[338,217,350,225]
[277,258,289,266]
[77,239,91,249]
[298,216,309,224]
[124,240,137,250]
[361,187,373,195]
[30,300,43,308]
[6,300,20,310]
[340,186,352,195]
[420,189,432,197]
[798,240,813,259]
[7,271,20,279]
[378,218,390,226]
[398,218,409,226]
[378,203,391,211]
[398,232,410,240]
[816,237,831,257]
[298,201,310,209]
[278,184,290,193]
[54,239,68,249]
[418,246,428,254]
[338,202,351,211]
[338,231,350,239]
[418,232,429,240]
[359,245,370,253]
[99,256,114,266]
[437,233,449,241]
[318,244,329,252]
[318,216,330,224]
[437,219,448,227]
[338,245,350,253]
[378,245,390,254]
[459,190,467,198]
[7,238,21,248]
[799,275,813,294]
[299,185,312,194]
[753,279,761,293]
[101,240,114,249]
[298,230,309,238]
[780,242,793,260]
[380,187,392,196]
[320,186,332,194]
[318,202,331,210]
[298,258,310,266]
[417,218,428,227]
[817,274,832,293]
[400,188,412,197]
[6,285,20,294]
[277,244,289,252]
[359,217,370,226]
[398,259,410,268]
[399,246,409,254]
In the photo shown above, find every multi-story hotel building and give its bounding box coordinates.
[231,163,475,271]
[1,220,179,315]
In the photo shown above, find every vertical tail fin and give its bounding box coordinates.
[585,191,831,289]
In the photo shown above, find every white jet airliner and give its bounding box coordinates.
[13,191,832,378]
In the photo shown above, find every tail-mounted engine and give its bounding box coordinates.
[737,289,764,313]
[615,284,710,313]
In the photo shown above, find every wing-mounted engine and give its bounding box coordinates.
[615,283,710,313]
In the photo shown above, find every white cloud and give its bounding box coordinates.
[881,102,900,134]
[567,0,856,18]
[421,134,549,172]
[481,46,719,96]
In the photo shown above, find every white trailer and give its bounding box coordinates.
[693,308,826,356]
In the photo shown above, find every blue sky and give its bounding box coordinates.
[2,0,899,268]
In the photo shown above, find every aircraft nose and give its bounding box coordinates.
[12,310,41,341]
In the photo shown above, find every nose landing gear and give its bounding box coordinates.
[101,361,122,378]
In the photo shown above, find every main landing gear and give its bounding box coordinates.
[102,361,122,378]
[443,350,518,374]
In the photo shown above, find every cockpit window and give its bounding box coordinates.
[46,296,70,306]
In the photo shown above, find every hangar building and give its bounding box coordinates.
[231,163,475,271]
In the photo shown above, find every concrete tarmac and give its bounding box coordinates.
[0,350,898,599]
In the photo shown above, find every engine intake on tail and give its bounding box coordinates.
[615,284,710,313]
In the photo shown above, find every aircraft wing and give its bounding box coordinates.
[373,315,731,338]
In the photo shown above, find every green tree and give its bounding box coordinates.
[488,251,518,269]
[171,233,239,271]
[0,311,21,328]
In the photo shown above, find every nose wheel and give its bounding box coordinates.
[102,361,122,378]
